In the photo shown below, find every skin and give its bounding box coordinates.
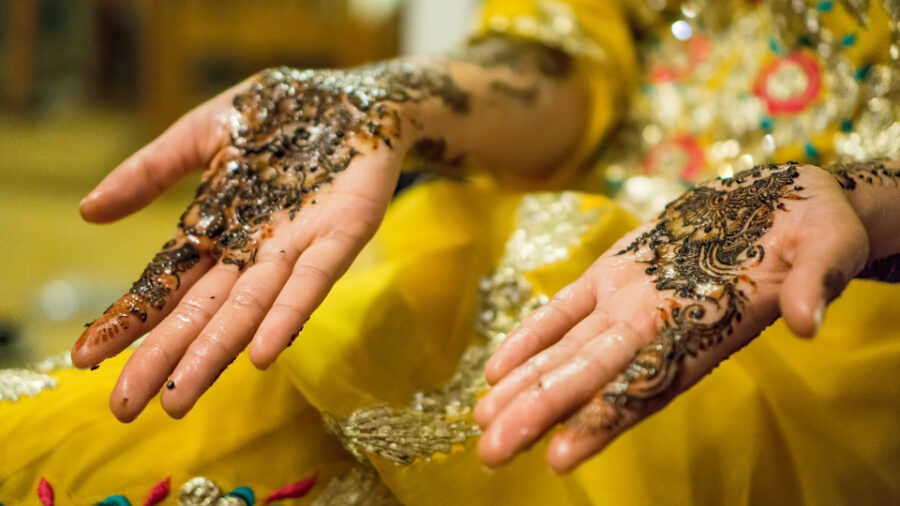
[73,39,588,423]
[71,36,899,474]
[475,160,900,473]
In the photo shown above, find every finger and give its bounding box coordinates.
[547,300,781,473]
[248,226,373,369]
[71,239,214,369]
[474,311,609,428]
[108,263,240,422]
[478,322,640,468]
[779,204,868,337]
[160,227,308,418]
[80,93,233,224]
[484,280,596,385]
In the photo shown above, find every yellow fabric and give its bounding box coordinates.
[3,1,900,505]
[0,352,354,504]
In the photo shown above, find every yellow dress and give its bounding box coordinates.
[3,1,900,504]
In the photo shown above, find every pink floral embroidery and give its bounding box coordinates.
[143,477,170,506]
[643,135,705,182]
[264,473,317,504]
[753,52,822,114]
[37,477,54,506]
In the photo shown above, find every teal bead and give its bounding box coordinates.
[804,142,819,158]
[760,117,774,132]
[840,119,853,132]
[855,64,872,80]
[768,37,782,54]
[96,496,131,506]
[226,486,256,505]
[841,33,857,47]
[817,0,834,11]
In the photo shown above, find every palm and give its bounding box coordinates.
[73,68,405,421]
[475,164,870,472]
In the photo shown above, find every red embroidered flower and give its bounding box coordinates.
[753,52,821,114]
[643,135,705,182]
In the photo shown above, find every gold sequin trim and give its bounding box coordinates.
[325,193,600,465]
[312,465,402,506]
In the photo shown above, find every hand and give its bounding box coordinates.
[73,63,461,421]
[475,162,899,472]
[73,39,592,422]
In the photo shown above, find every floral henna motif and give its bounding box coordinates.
[77,60,473,351]
[570,163,806,432]
[76,39,571,354]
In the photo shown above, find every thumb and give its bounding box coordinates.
[778,204,869,337]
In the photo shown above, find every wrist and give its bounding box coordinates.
[830,160,900,264]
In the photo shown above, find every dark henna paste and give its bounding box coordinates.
[407,137,466,178]
[462,38,574,78]
[570,163,806,432]
[77,39,574,355]
[77,60,473,351]
[827,159,900,191]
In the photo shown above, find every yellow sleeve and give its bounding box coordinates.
[472,0,638,187]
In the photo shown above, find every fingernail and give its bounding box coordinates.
[813,301,826,336]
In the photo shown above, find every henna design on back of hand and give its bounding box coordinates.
[571,163,806,431]
[78,61,472,349]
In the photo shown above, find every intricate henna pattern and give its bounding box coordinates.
[826,159,900,191]
[76,39,572,355]
[571,159,900,432]
[460,38,574,78]
[76,60,473,352]
[570,163,806,432]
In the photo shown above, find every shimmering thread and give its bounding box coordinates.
[311,465,401,506]
[325,193,600,465]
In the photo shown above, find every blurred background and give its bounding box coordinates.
[0,0,479,367]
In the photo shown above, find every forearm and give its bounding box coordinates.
[830,159,900,280]
[396,38,590,183]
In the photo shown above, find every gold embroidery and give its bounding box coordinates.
[325,193,600,465]
[601,1,900,217]
[312,465,402,506]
